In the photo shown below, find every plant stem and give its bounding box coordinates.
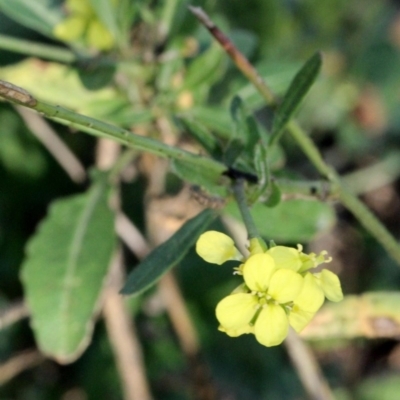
[0,79,226,176]
[0,34,75,64]
[38,103,225,174]
[191,7,400,266]
[0,34,120,68]
[232,179,260,239]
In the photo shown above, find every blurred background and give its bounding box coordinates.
[1,0,400,399]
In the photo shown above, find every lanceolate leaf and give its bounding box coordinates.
[121,209,216,297]
[21,178,116,363]
[269,52,322,146]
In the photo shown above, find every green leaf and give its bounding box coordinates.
[222,96,249,166]
[171,159,228,197]
[224,139,247,167]
[0,0,62,37]
[269,52,322,146]
[263,181,281,208]
[185,106,232,138]
[178,116,221,158]
[159,0,189,39]
[254,143,269,186]
[183,42,225,89]
[225,198,335,243]
[21,177,116,363]
[121,209,216,296]
[77,59,116,91]
[357,374,400,400]
[236,61,300,112]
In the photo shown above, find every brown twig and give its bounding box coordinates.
[188,6,276,106]
[97,138,153,400]
[142,154,218,400]
[0,350,45,385]
[16,106,86,183]
[115,212,150,259]
[103,251,152,400]
[285,329,335,400]
[0,300,29,330]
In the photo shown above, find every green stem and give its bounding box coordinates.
[0,34,120,68]
[232,179,260,239]
[0,79,226,176]
[338,188,400,263]
[289,123,400,264]
[34,101,226,174]
[0,34,76,64]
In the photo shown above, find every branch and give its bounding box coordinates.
[189,6,400,266]
[0,79,226,177]
[0,350,44,385]
[0,300,29,330]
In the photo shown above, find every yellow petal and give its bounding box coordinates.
[267,246,302,271]
[319,269,343,302]
[196,231,242,265]
[254,304,289,347]
[86,19,115,50]
[288,305,315,332]
[218,324,254,337]
[67,0,93,15]
[216,293,258,331]
[294,272,324,312]
[53,16,86,42]
[242,253,276,292]
[268,269,303,304]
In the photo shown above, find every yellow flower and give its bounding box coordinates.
[288,272,324,332]
[216,253,306,347]
[297,245,332,272]
[267,246,302,271]
[196,231,243,265]
[296,245,343,302]
[54,0,115,51]
[195,231,344,347]
[313,269,343,302]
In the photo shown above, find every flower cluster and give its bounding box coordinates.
[54,0,115,51]
[196,231,343,347]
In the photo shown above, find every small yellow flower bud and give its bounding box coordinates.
[196,231,243,265]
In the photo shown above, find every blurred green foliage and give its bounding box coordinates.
[1,0,400,399]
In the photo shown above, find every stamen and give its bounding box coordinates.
[297,244,303,252]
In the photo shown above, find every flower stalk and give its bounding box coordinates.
[232,178,260,240]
